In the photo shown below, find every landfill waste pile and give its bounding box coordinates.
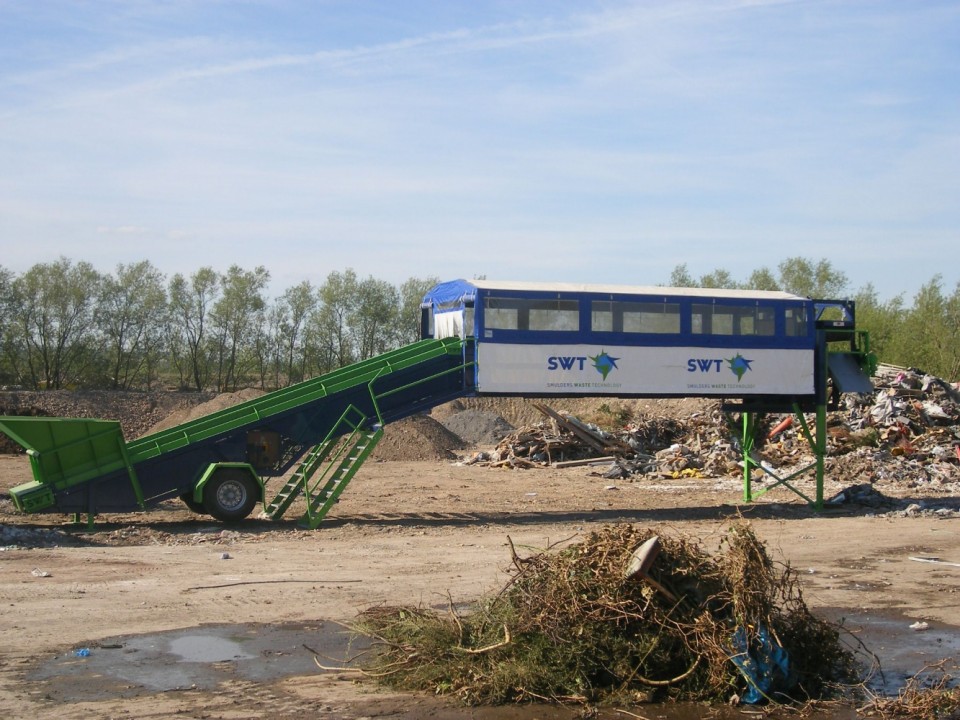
[350,523,857,707]
[824,365,960,498]
[460,365,960,506]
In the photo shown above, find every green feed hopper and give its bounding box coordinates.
[0,417,140,513]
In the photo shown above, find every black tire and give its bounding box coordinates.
[180,493,205,514]
[202,469,258,522]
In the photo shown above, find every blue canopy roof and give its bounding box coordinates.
[420,279,477,309]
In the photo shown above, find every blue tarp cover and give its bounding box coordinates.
[421,279,477,309]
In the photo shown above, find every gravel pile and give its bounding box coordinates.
[439,409,514,447]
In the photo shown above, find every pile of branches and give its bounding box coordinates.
[859,662,960,719]
[352,523,856,707]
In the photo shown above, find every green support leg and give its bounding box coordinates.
[742,413,755,502]
[740,404,827,509]
[814,403,826,509]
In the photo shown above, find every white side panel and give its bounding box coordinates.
[477,343,814,395]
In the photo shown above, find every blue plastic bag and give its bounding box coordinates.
[729,625,791,704]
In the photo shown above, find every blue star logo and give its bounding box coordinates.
[590,350,619,380]
[727,354,753,381]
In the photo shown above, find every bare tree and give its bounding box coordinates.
[210,265,270,392]
[99,260,168,389]
[8,257,102,389]
[168,268,220,391]
[310,269,359,373]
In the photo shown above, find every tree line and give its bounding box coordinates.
[0,256,956,392]
[0,258,436,392]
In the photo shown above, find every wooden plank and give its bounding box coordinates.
[553,456,616,468]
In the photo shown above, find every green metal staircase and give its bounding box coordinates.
[264,405,383,529]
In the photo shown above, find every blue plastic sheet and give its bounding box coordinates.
[729,625,792,704]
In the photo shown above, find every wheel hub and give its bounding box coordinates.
[216,480,247,511]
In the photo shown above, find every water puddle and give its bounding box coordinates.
[822,608,960,694]
[167,633,255,663]
[30,620,365,700]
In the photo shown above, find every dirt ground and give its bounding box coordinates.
[2,396,960,719]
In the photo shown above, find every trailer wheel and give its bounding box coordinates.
[180,493,205,514]
[203,469,258,522]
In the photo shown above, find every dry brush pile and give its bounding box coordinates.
[351,523,857,708]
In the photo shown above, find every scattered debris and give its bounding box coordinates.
[0,523,72,549]
[458,363,960,513]
[909,556,960,569]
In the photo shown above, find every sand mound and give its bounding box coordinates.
[142,389,265,435]
[142,391,466,462]
[371,414,466,461]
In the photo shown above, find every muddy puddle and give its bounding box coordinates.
[30,620,362,699]
[822,607,960,694]
[27,612,959,719]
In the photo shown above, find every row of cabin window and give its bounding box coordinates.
[481,299,808,337]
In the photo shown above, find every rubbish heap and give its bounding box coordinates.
[823,365,960,493]
[460,400,732,478]
[352,523,856,707]
[460,364,960,499]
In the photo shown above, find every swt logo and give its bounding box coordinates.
[590,351,619,380]
[547,350,620,380]
[687,353,753,381]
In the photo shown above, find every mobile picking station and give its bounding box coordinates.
[0,279,875,528]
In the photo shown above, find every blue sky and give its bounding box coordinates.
[1,0,957,301]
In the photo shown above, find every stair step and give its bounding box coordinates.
[298,427,382,530]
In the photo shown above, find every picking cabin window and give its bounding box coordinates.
[484,298,579,331]
[785,305,808,337]
[591,301,680,334]
[692,304,776,336]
